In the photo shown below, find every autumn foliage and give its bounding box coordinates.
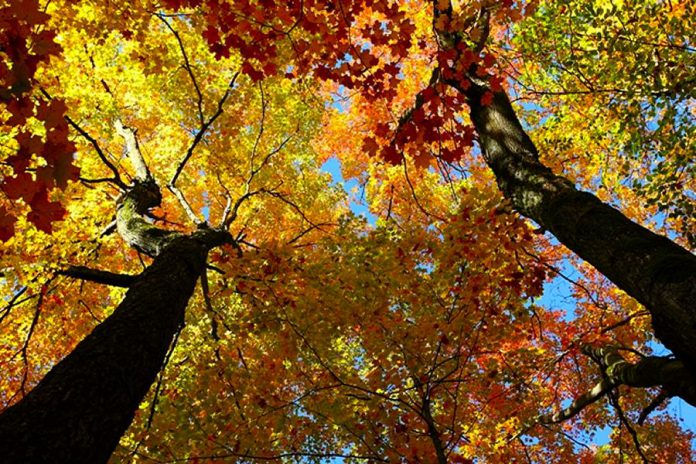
[0,0,694,462]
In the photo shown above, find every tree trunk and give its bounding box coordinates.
[459,81,696,371]
[0,236,207,463]
[0,169,231,462]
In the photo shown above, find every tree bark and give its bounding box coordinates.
[457,81,696,371]
[0,237,207,463]
[0,178,231,462]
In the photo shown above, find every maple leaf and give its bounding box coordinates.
[0,207,16,241]
[480,91,494,106]
[2,173,40,201]
[26,189,66,233]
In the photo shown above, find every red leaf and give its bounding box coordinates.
[480,91,494,106]
[381,145,403,165]
[242,61,264,81]
[2,172,39,201]
[27,189,66,233]
[362,136,380,156]
[0,207,16,241]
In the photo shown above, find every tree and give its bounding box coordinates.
[0,0,694,462]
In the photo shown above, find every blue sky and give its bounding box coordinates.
[319,155,696,458]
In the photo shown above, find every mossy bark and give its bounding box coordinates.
[0,181,231,463]
[460,82,696,372]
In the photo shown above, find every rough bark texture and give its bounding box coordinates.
[0,177,231,462]
[0,237,207,463]
[459,81,696,372]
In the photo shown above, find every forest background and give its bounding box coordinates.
[0,0,695,462]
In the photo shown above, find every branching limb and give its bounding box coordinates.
[608,389,650,464]
[221,128,299,229]
[513,344,696,442]
[39,88,127,189]
[57,266,137,288]
[66,117,127,189]
[0,286,32,326]
[169,71,240,185]
[540,377,616,425]
[168,71,241,225]
[582,345,696,406]
[114,119,152,183]
[156,13,205,126]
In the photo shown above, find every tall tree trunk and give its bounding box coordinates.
[0,175,231,462]
[458,81,696,371]
[0,237,206,463]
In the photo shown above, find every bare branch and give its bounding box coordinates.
[0,286,32,326]
[170,71,241,188]
[168,71,241,225]
[114,119,152,182]
[249,82,267,169]
[57,266,137,288]
[608,390,650,464]
[637,390,669,425]
[66,117,127,189]
[39,88,126,189]
[513,344,696,443]
[540,377,615,425]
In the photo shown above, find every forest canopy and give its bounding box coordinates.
[0,0,694,462]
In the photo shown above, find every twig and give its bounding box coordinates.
[168,71,241,225]
[156,14,205,126]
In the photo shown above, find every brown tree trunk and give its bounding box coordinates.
[0,237,207,463]
[0,169,232,462]
[458,81,696,371]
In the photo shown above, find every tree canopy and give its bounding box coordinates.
[0,0,694,462]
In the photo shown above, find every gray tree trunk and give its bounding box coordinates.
[459,81,696,371]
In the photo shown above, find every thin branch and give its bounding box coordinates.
[0,286,32,325]
[540,377,616,424]
[249,82,267,169]
[608,390,650,464]
[39,88,126,189]
[169,71,241,187]
[637,390,669,425]
[156,14,205,126]
[66,116,127,189]
[200,270,219,341]
[168,71,241,225]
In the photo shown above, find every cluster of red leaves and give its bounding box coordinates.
[365,83,476,167]
[0,0,78,240]
[163,0,413,93]
[162,0,513,169]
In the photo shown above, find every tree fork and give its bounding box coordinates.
[0,146,232,461]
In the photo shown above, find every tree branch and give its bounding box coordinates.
[168,71,241,225]
[114,119,152,183]
[57,266,137,288]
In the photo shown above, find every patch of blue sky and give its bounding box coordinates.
[320,156,377,226]
[317,69,696,461]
